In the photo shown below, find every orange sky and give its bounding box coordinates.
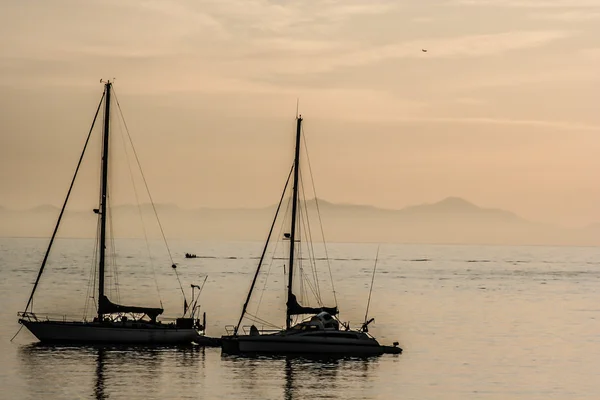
[1,0,599,227]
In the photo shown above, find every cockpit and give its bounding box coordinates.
[291,312,340,331]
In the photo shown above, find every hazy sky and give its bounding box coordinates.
[1,0,599,227]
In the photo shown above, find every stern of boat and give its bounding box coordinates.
[220,335,241,354]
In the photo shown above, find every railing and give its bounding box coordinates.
[244,326,281,334]
[224,325,236,335]
[17,311,80,322]
[224,324,281,335]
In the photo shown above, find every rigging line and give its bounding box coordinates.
[84,220,97,317]
[89,123,105,316]
[364,245,380,324]
[105,184,115,300]
[108,192,121,302]
[92,151,104,309]
[91,219,101,314]
[256,201,290,313]
[112,89,184,304]
[112,89,172,261]
[244,313,282,329]
[245,313,278,327]
[296,203,321,305]
[297,222,304,303]
[301,124,337,306]
[299,161,322,304]
[23,91,105,314]
[235,164,294,333]
[255,189,291,315]
[244,318,280,331]
[296,204,310,303]
[301,148,325,306]
[280,194,293,296]
[297,257,321,307]
[196,275,208,299]
[190,275,209,317]
[295,201,302,302]
[115,110,163,306]
[298,202,314,305]
[83,218,101,319]
[106,190,115,300]
[298,170,322,304]
[9,325,24,342]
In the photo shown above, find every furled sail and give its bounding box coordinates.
[287,293,338,316]
[99,295,164,322]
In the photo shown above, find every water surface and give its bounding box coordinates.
[1,238,599,399]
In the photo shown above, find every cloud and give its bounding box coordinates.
[235,30,571,77]
[404,116,600,131]
[454,0,600,8]
[531,10,600,21]
[197,0,396,35]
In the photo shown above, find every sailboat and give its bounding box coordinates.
[17,81,210,345]
[221,115,402,355]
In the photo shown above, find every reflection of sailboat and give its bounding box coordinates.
[17,81,207,344]
[91,345,197,399]
[19,343,203,398]
[282,355,375,400]
[222,115,402,355]
[94,348,107,400]
[283,358,295,400]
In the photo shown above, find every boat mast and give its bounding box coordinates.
[98,81,111,321]
[286,115,302,330]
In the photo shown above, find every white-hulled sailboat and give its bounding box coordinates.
[18,81,214,345]
[221,115,402,355]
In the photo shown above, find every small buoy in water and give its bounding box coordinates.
[172,264,177,269]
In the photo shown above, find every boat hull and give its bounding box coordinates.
[222,334,394,356]
[20,320,203,345]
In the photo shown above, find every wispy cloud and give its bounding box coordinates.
[454,0,600,8]
[199,0,396,35]
[236,30,571,77]
[532,10,600,21]
[405,116,600,131]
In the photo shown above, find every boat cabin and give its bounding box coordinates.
[292,312,340,331]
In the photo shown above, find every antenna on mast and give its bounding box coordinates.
[361,245,380,332]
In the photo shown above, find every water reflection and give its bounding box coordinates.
[221,353,380,400]
[94,348,106,400]
[19,344,202,399]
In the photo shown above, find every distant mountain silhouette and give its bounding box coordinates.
[401,196,518,218]
[0,198,596,246]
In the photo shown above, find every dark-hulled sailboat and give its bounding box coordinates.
[221,115,402,355]
[17,81,209,345]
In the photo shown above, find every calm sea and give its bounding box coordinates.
[1,237,600,399]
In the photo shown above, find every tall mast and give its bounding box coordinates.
[98,81,111,320]
[286,115,302,330]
